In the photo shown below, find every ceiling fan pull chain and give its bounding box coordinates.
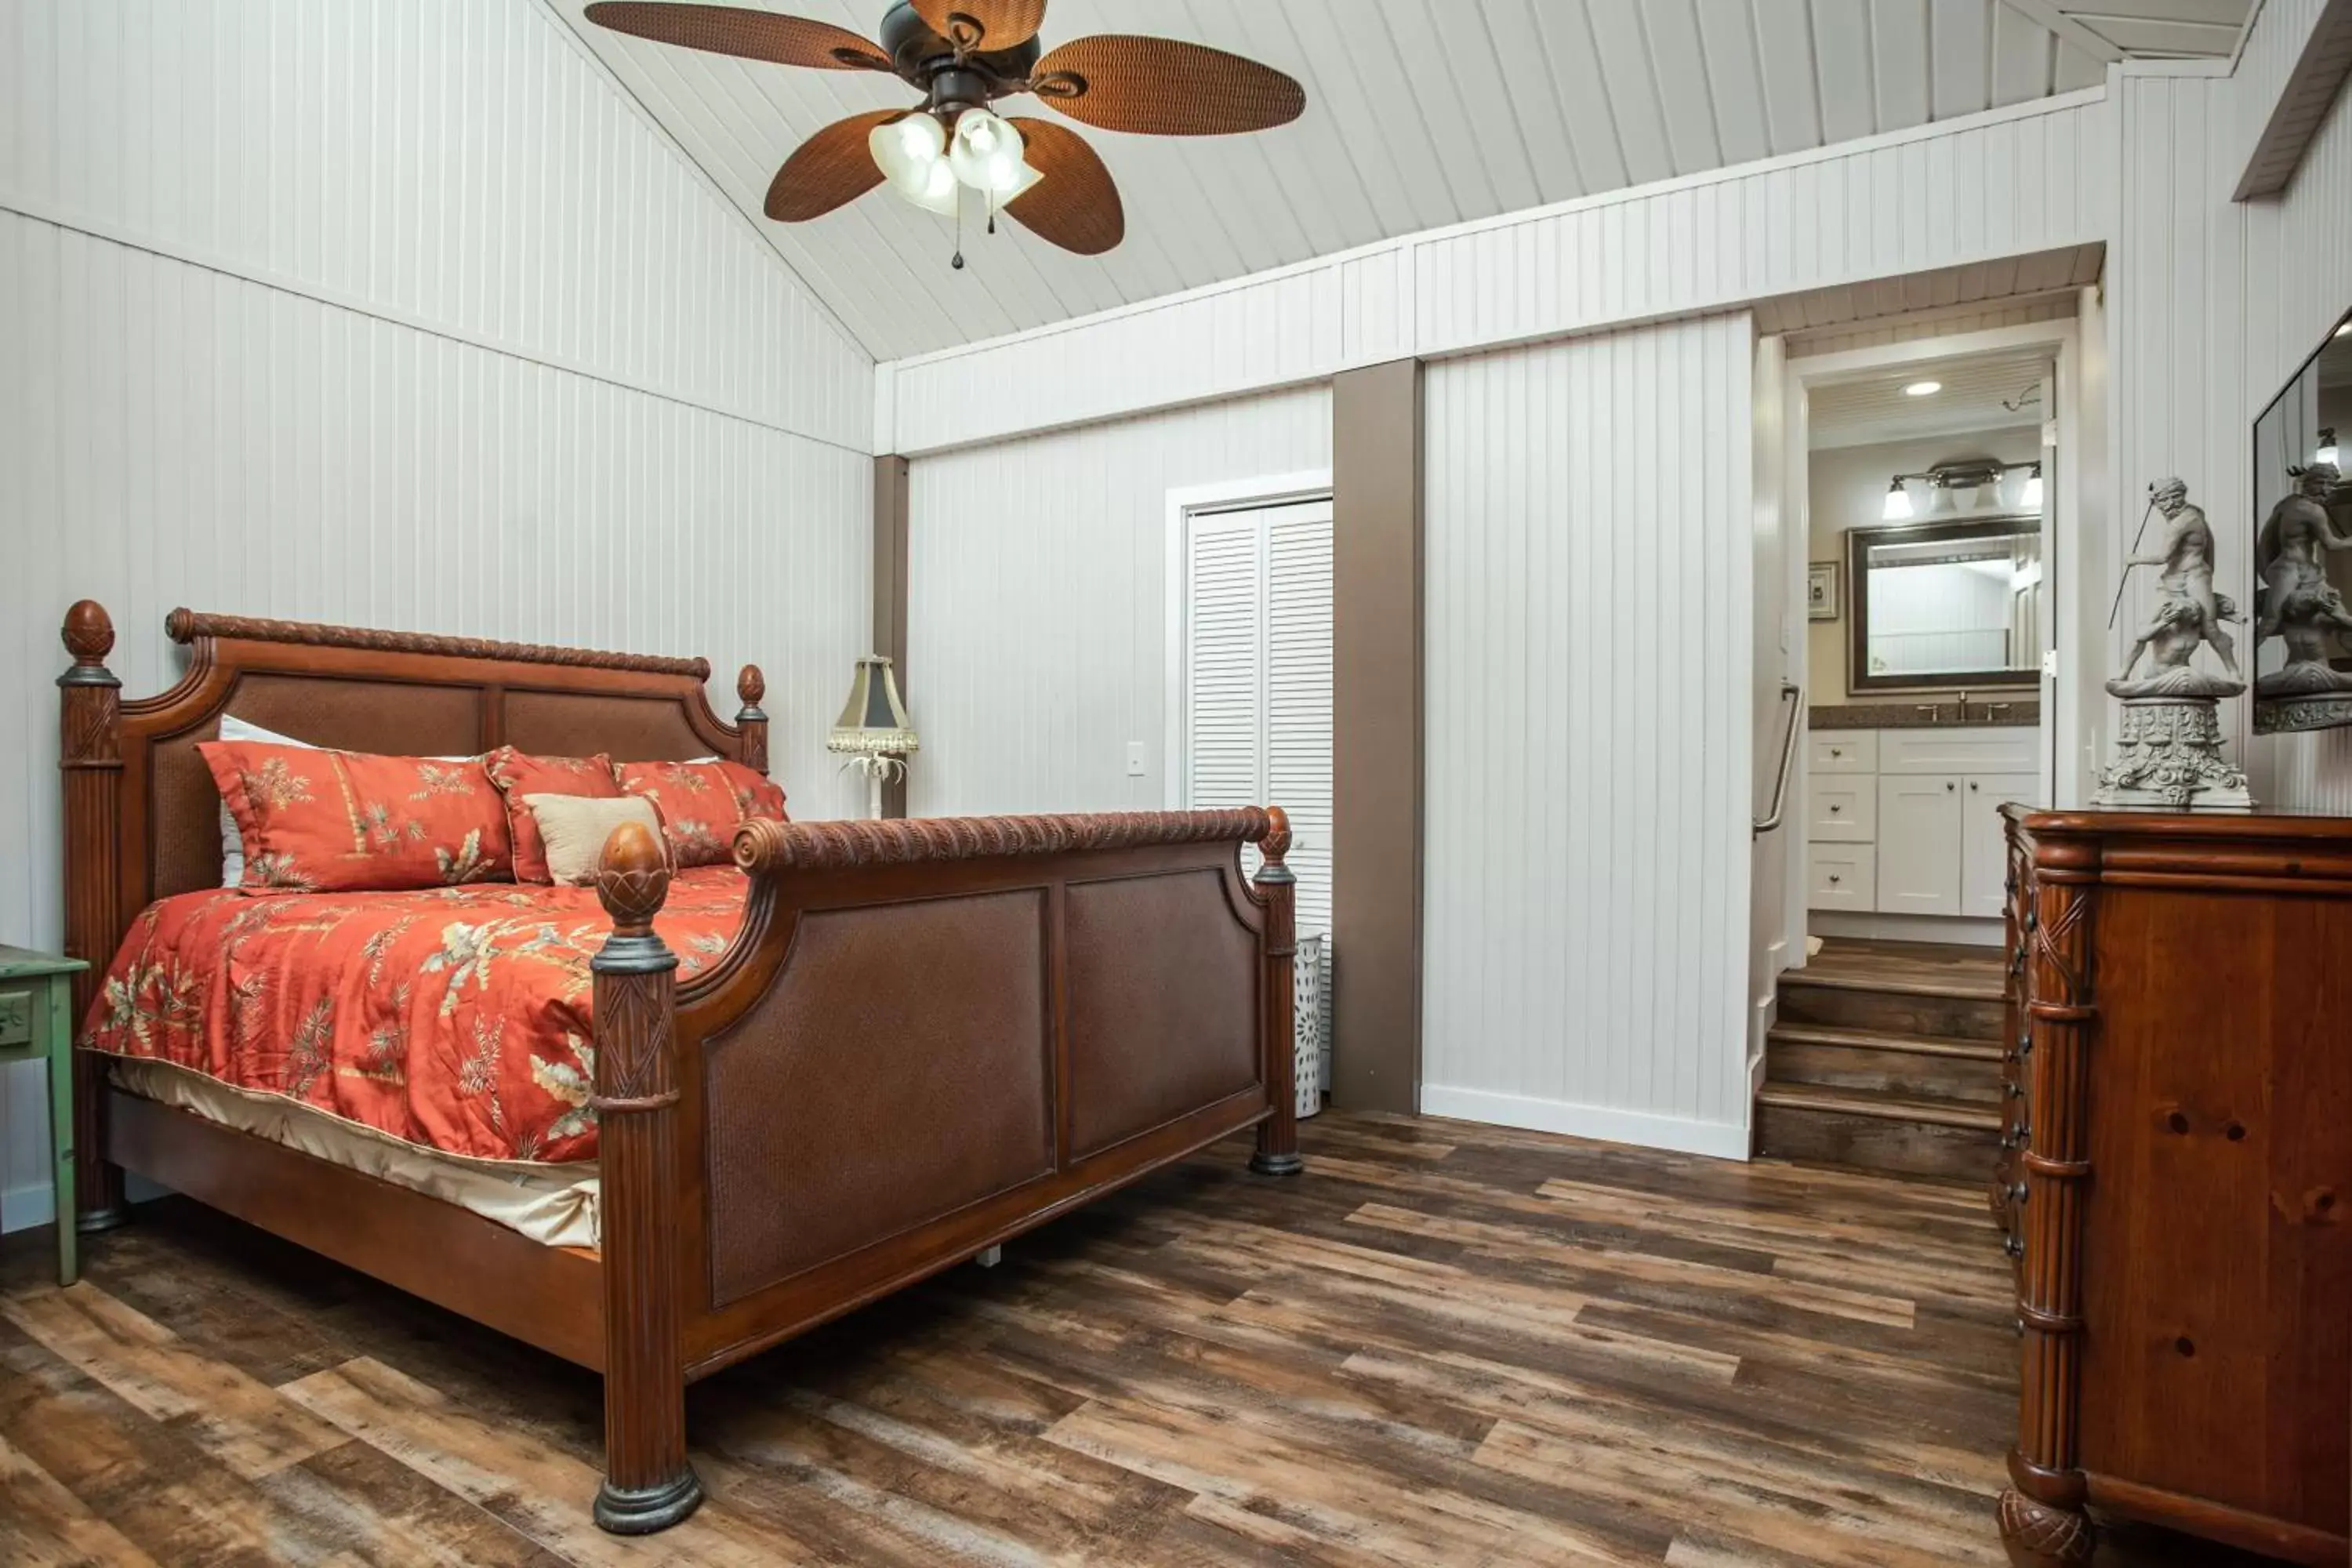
[952,185,966,270]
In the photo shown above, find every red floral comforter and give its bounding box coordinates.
[82,870,750,1163]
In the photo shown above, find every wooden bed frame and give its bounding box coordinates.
[57,601,1302,1534]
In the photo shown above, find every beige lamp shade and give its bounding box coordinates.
[826,655,919,759]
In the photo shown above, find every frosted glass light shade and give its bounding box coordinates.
[949,108,1029,196]
[1882,480,1914,521]
[870,114,946,191]
[2319,430,2341,469]
[2019,465,2045,510]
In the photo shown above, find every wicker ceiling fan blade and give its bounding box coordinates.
[910,0,1047,53]
[583,3,890,71]
[1003,119,1123,256]
[764,110,904,221]
[1029,35,1305,136]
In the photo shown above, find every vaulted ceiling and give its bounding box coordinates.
[550,0,2249,362]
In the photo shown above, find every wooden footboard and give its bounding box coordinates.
[585,806,1301,1531]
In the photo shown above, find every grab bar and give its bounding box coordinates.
[1752,681,1803,837]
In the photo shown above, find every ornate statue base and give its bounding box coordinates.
[2252,659,2352,734]
[2093,696,2252,811]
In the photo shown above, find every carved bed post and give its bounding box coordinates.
[1998,833,2098,1566]
[589,822,702,1534]
[1249,807,1304,1178]
[58,601,129,1229]
[735,665,768,777]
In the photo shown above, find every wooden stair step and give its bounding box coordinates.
[1766,1022,2002,1062]
[1779,968,2005,1004]
[1755,1081,2001,1132]
[1774,978,2005,1042]
[1752,1082,2003,1181]
[1765,1024,2004,1105]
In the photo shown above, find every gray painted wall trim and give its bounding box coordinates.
[1330,359,1425,1115]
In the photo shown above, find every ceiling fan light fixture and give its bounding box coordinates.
[869,112,946,194]
[949,107,1028,194]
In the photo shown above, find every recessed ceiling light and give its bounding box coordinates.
[1904,379,1943,397]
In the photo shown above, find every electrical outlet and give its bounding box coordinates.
[1125,742,1147,777]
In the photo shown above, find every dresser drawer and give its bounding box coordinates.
[1878,726,2037,775]
[1807,776,1875,843]
[1807,844,1875,910]
[1809,731,1878,773]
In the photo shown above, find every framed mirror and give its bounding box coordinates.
[2251,307,2352,735]
[1846,516,2044,692]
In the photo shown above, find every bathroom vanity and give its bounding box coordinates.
[1806,704,2040,921]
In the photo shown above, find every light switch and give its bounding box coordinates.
[1125,742,1147,777]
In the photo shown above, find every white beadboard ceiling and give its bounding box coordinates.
[548,0,2226,362]
[1808,345,2057,447]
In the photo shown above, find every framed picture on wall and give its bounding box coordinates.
[1807,561,1840,622]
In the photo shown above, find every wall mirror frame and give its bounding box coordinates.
[1845,514,2045,694]
[2250,304,2352,736]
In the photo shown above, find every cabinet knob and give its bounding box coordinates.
[1828,874,1842,885]
[1969,782,1980,793]
[1945,782,1956,792]
[1829,804,1841,814]
[1831,748,1843,757]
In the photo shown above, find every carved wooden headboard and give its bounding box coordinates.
[58,601,770,978]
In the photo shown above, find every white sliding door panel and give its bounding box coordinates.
[1422,314,1756,1159]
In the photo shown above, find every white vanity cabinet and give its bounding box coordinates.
[1805,726,2038,921]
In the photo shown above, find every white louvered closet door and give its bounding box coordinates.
[1182,500,1334,942]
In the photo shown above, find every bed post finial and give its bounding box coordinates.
[587,821,700,1534]
[1249,806,1304,1178]
[59,601,129,1230]
[735,665,769,776]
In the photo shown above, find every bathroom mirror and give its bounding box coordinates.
[2251,307,2352,735]
[1846,516,2044,692]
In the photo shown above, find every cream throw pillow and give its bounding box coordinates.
[523,794,665,886]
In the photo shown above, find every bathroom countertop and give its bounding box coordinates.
[1811,699,2039,730]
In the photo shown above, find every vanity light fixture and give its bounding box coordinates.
[2019,463,2045,510]
[1882,478,1915,521]
[1903,380,1943,397]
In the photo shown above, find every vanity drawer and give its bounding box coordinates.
[0,987,29,1049]
[1807,776,1876,843]
[1879,726,2037,776]
[1809,731,1878,773]
[1808,845,1875,911]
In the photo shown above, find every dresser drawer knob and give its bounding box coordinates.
[2004,1235,2024,1259]
[2006,1182,2028,1206]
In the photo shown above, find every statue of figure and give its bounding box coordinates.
[2253,463,2352,702]
[2096,477,2252,809]
[2118,477,2243,689]
[2256,462,2351,637]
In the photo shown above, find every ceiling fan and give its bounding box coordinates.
[583,1,1307,264]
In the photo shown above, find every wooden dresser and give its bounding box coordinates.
[1995,805,2351,1566]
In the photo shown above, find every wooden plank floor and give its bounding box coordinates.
[0,1112,2276,1566]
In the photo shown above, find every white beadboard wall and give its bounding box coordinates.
[2237,27,2352,809]
[1421,314,1756,1158]
[0,0,869,454]
[880,91,2114,457]
[0,0,875,1232]
[2107,56,2352,811]
[904,387,1331,819]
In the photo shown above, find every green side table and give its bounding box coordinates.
[0,946,87,1284]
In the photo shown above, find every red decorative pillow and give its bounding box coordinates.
[482,747,623,884]
[198,742,511,891]
[615,759,787,867]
